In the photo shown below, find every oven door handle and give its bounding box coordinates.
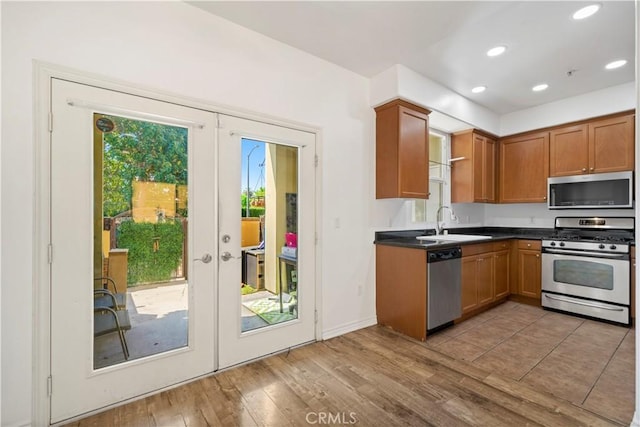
[544,294,625,311]
[543,248,628,259]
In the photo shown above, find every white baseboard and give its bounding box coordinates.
[321,316,377,340]
[631,411,640,427]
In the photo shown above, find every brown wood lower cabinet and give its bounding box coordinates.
[461,241,511,316]
[461,256,480,313]
[517,240,542,299]
[374,239,540,341]
[376,245,427,341]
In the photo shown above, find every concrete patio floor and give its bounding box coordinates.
[94,282,273,368]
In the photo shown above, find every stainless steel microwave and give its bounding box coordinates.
[548,171,633,209]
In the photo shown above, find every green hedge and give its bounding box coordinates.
[117,219,184,285]
[241,207,265,218]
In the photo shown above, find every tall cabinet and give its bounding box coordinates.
[375,99,431,199]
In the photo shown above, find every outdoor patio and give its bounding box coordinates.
[94,283,290,368]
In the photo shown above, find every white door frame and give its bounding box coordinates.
[32,61,324,425]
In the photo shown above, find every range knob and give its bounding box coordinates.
[550,242,556,247]
[559,242,565,247]
[599,244,605,249]
[610,245,617,250]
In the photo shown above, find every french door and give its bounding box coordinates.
[217,115,316,368]
[47,79,317,422]
[49,79,217,423]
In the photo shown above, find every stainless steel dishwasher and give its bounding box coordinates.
[427,246,462,332]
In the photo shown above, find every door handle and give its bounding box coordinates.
[194,253,212,263]
[220,252,240,262]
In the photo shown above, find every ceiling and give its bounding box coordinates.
[190,1,635,116]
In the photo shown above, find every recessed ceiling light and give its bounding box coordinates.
[487,46,507,57]
[532,84,549,92]
[471,86,487,94]
[605,59,627,70]
[572,4,601,20]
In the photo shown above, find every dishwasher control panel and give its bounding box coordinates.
[427,247,462,263]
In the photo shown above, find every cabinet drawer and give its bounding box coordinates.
[492,241,511,251]
[517,240,541,250]
[462,242,494,256]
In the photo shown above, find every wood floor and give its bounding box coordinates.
[69,303,633,427]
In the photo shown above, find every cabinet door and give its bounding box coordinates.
[472,135,496,203]
[476,256,494,306]
[499,132,549,203]
[472,135,484,201]
[518,249,541,299]
[398,105,430,198]
[549,124,588,177]
[493,250,510,299]
[589,114,635,173]
[461,256,478,314]
[484,137,496,203]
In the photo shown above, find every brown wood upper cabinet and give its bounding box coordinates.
[375,99,431,199]
[550,114,634,176]
[499,131,549,203]
[451,130,496,203]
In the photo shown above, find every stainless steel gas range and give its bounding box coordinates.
[541,217,634,326]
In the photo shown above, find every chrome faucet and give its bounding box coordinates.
[435,205,454,235]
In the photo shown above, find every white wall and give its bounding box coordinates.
[484,204,634,228]
[1,2,375,425]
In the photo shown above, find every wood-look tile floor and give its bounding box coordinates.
[425,301,635,425]
[70,302,633,426]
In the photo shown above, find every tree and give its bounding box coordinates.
[101,115,188,217]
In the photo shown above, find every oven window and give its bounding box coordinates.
[553,259,614,290]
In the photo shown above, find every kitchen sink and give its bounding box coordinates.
[416,234,492,242]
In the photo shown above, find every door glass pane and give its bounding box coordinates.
[553,259,614,290]
[93,114,189,369]
[240,138,299,332]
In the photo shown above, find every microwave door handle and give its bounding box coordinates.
[544,294,624,311]
[544,248,628,259]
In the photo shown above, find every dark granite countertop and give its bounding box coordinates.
[374,226,555,250]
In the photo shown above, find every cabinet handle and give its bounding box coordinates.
[536,254,540,258]
[582,168,587,172]
[543,196,547,200]
[590,167,594,171]
[527,243,531,248]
